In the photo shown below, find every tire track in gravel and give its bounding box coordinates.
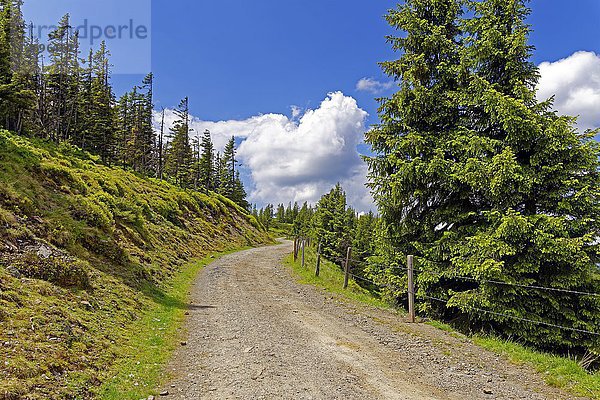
[160,241,588,400]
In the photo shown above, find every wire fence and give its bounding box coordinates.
[293,237,600,337]
[408,265,600,298]
[419,294,600,336]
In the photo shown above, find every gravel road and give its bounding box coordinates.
[161,241,587,399]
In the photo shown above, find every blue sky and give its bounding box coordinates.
[22,0,600,210]
[147,0,600,126]
[149,0,394,124]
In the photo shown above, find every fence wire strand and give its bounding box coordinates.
[408,266,600,298]
[418,294,600,336]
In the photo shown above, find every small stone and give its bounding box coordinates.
[6,266,21,278]
[180,341,187,346]
[483,389,493,395]
[37,244,53,259]
[159,390,169,396]
[147,396,155,400]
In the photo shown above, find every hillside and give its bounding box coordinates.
[0,130,270,399]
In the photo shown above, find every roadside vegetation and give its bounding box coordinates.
[473,336,600,399]
[285,245,388,309]
[0,131,269,399]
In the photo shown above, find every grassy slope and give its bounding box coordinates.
[0,131,270,399]
[287,245,600,399]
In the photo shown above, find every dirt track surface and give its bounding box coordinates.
[161,241,586,399]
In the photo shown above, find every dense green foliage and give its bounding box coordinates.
[0,130,268,398]
[311,184,354,260]
[0,0,249,209]
[365,0,600,353]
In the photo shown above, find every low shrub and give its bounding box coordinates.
[40,161,88,194]
[16,253,90,288]
[70,195,113,230]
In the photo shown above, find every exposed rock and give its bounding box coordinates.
[36,243,53,259]
[6,266,21,278]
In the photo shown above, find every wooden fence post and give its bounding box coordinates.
[301,239,305,268]
[343,247,352,289]
[315,242,322,277]
[293,238,298,262]
[407,255,415,323]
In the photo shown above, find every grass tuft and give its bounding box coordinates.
[474,336,600,399]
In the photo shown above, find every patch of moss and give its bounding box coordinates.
[14,253,90,288]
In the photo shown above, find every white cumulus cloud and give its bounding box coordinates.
[154,92,374,211]
[290,105,303,120]
[537,51,600,132]
[356,77,394,94]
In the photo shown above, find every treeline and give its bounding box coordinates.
[254,184,378,282]
[0,0,248,208]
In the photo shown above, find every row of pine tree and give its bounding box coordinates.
[0,0,248,208]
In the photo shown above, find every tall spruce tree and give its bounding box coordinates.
[44,14,81,142]
[312,184,352,262]
[137,72,155,174]
[164,97,193,187]
[157,107,166,180]
[232,170,249,210]
[366,0,600,351]
[199,129,215,192]
[221,136,237,198]
[88,41,115,161]
[76,48,94,149]
[0,0,36,134]
[276,204,285,222]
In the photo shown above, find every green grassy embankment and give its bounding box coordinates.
[0,130,270,399]
[267,222,293,238]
